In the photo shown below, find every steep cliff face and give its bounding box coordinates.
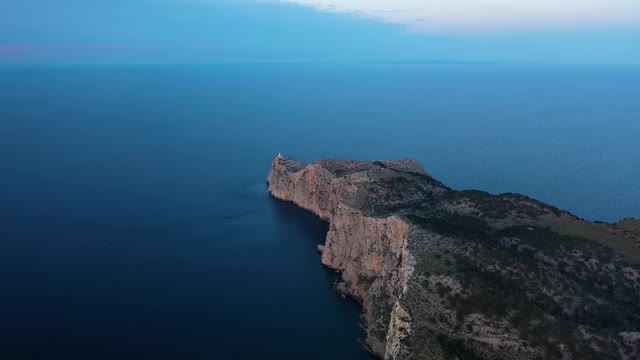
[267,155,640,360]
[268,155,415,357]
[323,203,414,356]
[267,156,356,221]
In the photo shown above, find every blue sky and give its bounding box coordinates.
[1,0,639,64]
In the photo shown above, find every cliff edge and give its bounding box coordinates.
[267,155,640,360]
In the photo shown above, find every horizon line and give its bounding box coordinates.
[1,60,640,67]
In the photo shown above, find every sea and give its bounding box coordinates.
[0,63,638,359]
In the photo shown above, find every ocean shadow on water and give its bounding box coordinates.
[268,196,330,245]
[267,195,373,359]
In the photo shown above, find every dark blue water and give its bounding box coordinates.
[0,64,638,359]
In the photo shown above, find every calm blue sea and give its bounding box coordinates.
[0,63,638,359]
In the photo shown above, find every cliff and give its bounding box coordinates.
[267,155,640,360]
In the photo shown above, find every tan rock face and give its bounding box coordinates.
[267,157,357,221]
[386,303,412,360]
[267,155,415,358]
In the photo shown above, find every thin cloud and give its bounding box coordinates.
[277,0,640,32]
[0,44,155,53]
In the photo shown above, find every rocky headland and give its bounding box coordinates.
[267,154,640,360]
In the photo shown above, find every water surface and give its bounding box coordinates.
[0,63,638,359]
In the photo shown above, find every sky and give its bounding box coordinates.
[282,0,640,32]
[0,0,639,64]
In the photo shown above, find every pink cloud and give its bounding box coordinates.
[0,44,36,53]
[0,44,156,53]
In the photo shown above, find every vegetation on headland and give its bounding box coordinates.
[360,161,639,359]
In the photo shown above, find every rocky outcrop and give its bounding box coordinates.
[267,156,356,221]
[268,155,415,357]
[323,203,414,356]
[267,155,640,360]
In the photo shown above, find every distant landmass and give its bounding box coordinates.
[268,155,640,360]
